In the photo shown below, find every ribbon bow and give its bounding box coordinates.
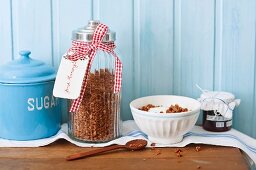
[67,24,122,113]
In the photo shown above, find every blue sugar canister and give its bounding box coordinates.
[0,50,61,140]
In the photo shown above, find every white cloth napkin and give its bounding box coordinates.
[1,120,256,164]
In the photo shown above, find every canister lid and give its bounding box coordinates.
[72,20,116,42]
[0,50,56,84]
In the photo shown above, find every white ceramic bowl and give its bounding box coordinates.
[130,95,201,144]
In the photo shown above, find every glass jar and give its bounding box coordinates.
[68,20,121,142]
[198,91,240,132]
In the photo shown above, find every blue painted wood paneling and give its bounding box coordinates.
[0,0,256,138]
[12,0,52,64]
[52,0,92,69]
[0,0,13,63]
[174,0,215,124]
[174,0,215,98]
[214,0,256,136]
[135,0,174,97]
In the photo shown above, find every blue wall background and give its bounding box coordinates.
[0,0,256,138]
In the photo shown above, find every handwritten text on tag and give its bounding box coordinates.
[53,54,89,99]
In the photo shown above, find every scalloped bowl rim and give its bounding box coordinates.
[130,95,201,118]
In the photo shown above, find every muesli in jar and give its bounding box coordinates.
[54,20,122,142]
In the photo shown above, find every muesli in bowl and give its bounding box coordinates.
[130,95,201,144]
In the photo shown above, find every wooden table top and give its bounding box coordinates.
[0,139,249,170]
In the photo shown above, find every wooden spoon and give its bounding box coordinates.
[66,139,147,161]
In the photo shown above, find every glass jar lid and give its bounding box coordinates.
[0,50,56,84]
[198,91,240,119]
[200,91,235,104]
[72,20,116,42]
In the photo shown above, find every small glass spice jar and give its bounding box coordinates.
[67,21,122,142]
[198,91,240,132]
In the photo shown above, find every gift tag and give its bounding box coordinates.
[53,54,89,99]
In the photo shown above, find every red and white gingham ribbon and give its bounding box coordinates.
[66,23,122,113]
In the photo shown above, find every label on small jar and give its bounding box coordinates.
[216,122,224,128]
[206,115,230,121]
[53,54,89,99]
[204,111,232,129]
[226,120,232,127]
[214,120,232,128]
